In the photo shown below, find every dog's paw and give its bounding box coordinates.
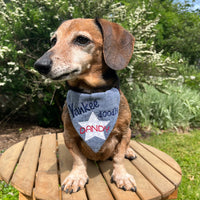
[61,170,89,194]
[125,146,137,160]
[111,171,137,192]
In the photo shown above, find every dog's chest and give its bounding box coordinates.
[66,88,120,153]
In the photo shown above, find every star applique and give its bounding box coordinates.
[78,112,110,141]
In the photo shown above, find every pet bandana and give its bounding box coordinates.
[66,88,120,153]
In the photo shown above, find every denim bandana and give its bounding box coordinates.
[66,88,120,153]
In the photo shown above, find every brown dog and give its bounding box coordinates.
[34,18,137,194]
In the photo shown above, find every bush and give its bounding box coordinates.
[0,0,199,129]
[0,0,177,126]
[0,0,124,126]
[125,83,200,130]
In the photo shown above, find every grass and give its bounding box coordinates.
[0,130,200,199]
[136,129,200,200]
[0,181,18,200]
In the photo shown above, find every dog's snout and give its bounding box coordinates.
[34,52,52,75]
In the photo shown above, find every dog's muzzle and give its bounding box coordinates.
[34,52,52,75]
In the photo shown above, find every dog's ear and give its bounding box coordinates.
[96,18,135,70]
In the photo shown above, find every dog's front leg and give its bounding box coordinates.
[112,128,137,192]
[62,137,88,194]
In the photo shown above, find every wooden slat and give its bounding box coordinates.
[99,160,140,200]
[19,192,33,200]
[0,140,26,183]
[130,141,182,187]
[86,160,114,200]
[0,133,182,200]
[167,189,178,199]
[99,159,161,200]
[57,133,87,200]
[11,136,42,196]
[124,159,161,200]
[139,142,182,174]
[34,134,59,200]
[131,152,175,198]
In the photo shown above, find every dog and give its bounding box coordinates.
[34,18,137,194]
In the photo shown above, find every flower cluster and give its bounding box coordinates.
[126,2,176,85]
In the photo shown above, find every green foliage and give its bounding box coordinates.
[0,0,199,130]
[152,0,200,65]
[184,72,200,90]
[0,0,123,126]
[1,0,175,127]
[117,1,185,90]
[0,181,18,200]
[124,83,200,129]
[137,130,200,200]
[170,52,200,90]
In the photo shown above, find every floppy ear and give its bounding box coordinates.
[96,18,135,70]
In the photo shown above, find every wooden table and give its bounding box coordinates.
[0,133,182,200]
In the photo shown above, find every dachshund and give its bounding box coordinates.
[34,18,137,194]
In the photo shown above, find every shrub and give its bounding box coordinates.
[0,0,199,129]
[0,0,125,125]
[125,83,200,130]
[0,0,173,126]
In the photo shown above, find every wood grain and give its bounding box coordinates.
[87,160,114,200]
[19,192,33,200]
[124,159,161,200]
[139,142,182,175]
[0,133,182,200]
[57,133,87,200]
[11,136,42,196]
[167,189,178,199]
[131,152,175,198]
[130,141,182,188]
[34,134,59,200]
[0,140,25,183]
[99,160,141,200]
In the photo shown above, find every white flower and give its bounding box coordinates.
[53,14,59,19]
[44,78,53,84]
[68,6,74,13]
[17,50,23,54]
[7,62,16,66]
[179,59,183,63]
[50,31,55,38]
[14,66,19,71]
[29,68,38,74]
[190,76,196,80]
[0,82,5,86]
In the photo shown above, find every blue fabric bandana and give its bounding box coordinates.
[66,88,120,153]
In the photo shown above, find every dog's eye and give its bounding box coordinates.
[74,36,91,46]
[50,37,57,47]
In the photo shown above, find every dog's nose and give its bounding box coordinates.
[34,52,52,75]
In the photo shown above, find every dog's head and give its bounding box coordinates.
[34,18,135,82]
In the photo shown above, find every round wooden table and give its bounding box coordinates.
[0,133,182,200]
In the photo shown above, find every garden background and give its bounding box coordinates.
[0,0,200,199]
